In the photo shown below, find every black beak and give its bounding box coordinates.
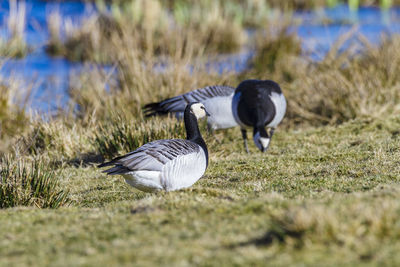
[258,140,266,153]
[205,110,211,117]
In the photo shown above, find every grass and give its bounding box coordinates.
[1,116,400,265]
[41,0,400,10]
[283,34,400,126]
[0,0,29,58]
[46,0,247,62]
[93,115,187,159]
[0,156,69,208]
[2,1,400,265]
[0,70,32,154]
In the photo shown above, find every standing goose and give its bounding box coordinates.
[143,85,237,131]
[99,102,210,192]
[232,79,286,153]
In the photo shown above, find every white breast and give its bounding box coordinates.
[161,149,207,191]
[267,92,286,128]
[123,149,206,192]
[203,93,238,130]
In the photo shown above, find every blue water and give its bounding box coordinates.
[0,0,93,111]
[1,1,400,112]
[297,6,400,59]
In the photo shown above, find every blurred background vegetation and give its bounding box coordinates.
[1,1,400,265]
[1,0,400,194]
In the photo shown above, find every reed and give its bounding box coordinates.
[0,0,29,58]
[0,70,32,154]
[46,0,247,63]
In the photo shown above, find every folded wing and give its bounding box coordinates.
[99,139,200,175]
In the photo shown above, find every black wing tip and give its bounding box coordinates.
[98,161,111,168]
[101,165,132,175]
[143,102,161,110]
[98,162,126,175]
[142,101,171,117]
[98,162,116,176]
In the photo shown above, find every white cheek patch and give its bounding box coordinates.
[191,104,206,119]
[259,137,270,149]
[253,132,271,151]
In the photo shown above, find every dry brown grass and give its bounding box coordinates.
[4,0,400,158]
[1,2,400,265]
[47,0,247,62]
[68,55,238,124]
[283,34,400,126]
[0,71,33,154]
[0,0,29,58]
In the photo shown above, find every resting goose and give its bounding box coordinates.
[143,85,237,131]
[232,79,286,153]
[99,102,210,192]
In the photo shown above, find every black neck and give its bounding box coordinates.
[254,125,269,138]
[184,108,209,166]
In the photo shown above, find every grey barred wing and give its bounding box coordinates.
[143,85,235,116]
[99,139,200,175]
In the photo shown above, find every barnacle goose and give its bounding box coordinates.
[143,85,237,131]
[99,102,210,192]
[232,79,286,153]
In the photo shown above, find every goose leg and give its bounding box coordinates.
[241,128,249,153]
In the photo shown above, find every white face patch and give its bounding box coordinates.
[190,103,207,119]
[253,132,270,152]
[259,137,270,149]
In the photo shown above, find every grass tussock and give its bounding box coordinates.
[266,198,400,249]
[0,74,32,154]
[248,22,303,82]
[46,0,247,62]
[284,34,400,126]
[0,156,69,208]
[0,0,29,58]
[46,12,105,62]
[22,118,95,160]
[94,116,187,159]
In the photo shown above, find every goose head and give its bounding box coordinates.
[189,102,210,119]
[253,127,270,152]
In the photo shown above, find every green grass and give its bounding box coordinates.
[1,116,400,265]
[2,2,400,265]
[0,157,69,209]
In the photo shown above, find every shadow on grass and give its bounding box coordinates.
[48,153,104,169]
[67,153,105,167]
[232,228,305,248]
